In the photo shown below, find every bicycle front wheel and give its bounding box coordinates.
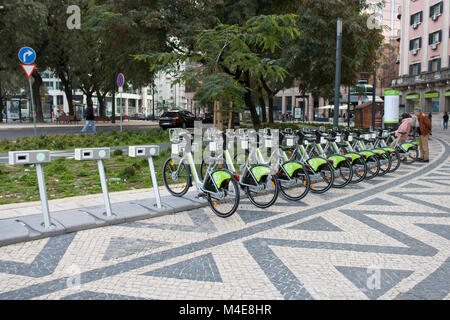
[162,157,191,197]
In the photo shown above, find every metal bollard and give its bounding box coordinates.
[129,145,161,208]
[74,148,113,216]
[8,150,53,229]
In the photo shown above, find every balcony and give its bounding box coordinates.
[391,68,450,88]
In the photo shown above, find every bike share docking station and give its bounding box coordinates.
[8,150,55,230]
[128,145,162,209]
[74,147,114,217]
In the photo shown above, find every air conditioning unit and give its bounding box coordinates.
[412,49,418,55]
[432,14,438,21]
[431,43,438,50]
[412,22,418,29]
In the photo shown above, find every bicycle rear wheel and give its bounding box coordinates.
[207,174,240,218]
[388,150,401,173]
[365,155,380,180]
[377,152,392,176]
[350,157,367,184]
[245,174,279,208]
[332,159,353,188]
[310,162,335,194]
[278,167,310,201]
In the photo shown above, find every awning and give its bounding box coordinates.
[318,105,349,110]
[424,92,439,99]
[406,94,419,100]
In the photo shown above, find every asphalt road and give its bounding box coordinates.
[0,123,159,140]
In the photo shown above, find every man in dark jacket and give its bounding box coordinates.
[81,105,97,134]
[414,108,431,163]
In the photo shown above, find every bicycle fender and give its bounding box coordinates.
[400,143,416,152]
[328,155,347,169]
[345,153,361,163]
[383,147,396,153]
[211,170,232,189]
[282,161,303,178]
[359,151,375,159]
[372,149,387,156]
[307,157,328,172]
[250,165,272,183]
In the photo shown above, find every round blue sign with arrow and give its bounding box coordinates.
[117,73,125,87]
[18,47,37,64]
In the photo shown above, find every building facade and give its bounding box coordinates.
[392,0,450,113]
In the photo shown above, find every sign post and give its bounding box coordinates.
[117,73,124,132]
[19,47,37,137]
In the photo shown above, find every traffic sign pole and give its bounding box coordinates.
[28,78,37,137]
[120,88,123,132]
[117,73,124,133]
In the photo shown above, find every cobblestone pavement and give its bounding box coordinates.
[0,129,449,300]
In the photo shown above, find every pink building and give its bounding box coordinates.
[392,0,450,113]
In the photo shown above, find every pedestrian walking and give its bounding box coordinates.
[428,112,432,135]
[414,108,431,163]
[443,112,449,130]
[81,104,97,134]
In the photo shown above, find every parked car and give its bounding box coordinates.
[202,112,214,124]
[130,113,146,120]
[159,110,196,130]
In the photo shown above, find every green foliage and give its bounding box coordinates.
[117,165,136,180]
[0,128,169,153]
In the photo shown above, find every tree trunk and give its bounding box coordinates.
[59,72,74,116]
[31,72,44,123]
[245,90,260,127]
[96,90,106,116]
[259,96,267,123]
[268,94,274,123]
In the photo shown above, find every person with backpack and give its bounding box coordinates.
[414,108,431,163]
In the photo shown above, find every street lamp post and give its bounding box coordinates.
[372,69,377,130]
[333,18,343,129]
[111,72,116,124]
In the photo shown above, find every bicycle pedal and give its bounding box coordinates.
[196,192,206,199]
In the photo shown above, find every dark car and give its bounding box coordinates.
[130,113,146,120]
[202,112,214,124]
[159,110,196,130]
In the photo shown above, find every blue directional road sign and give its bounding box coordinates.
[18,47,37,64]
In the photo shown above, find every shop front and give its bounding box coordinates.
[445,90,450,112]
[405,94,419,113]
[424,92,439,113]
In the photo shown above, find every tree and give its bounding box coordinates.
[138,14,299,127]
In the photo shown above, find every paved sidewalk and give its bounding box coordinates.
[0,128,448,300]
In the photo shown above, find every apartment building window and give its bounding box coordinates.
[429,30,442,45]
[409,63,421,76]
[410,11,423,27]
[430,2,443,20]
[409,37,422,50]
[428,58,441,72]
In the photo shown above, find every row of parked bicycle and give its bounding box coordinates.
[162,127,420,218]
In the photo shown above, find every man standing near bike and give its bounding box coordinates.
[414,108,431,163]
